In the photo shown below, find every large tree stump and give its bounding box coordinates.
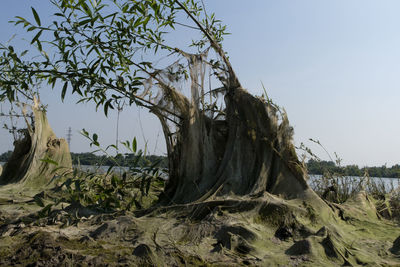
[0,98,72,189]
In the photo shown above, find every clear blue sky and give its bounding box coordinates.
[1,0,400,167]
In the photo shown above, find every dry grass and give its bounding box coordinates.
[310,171,400,221]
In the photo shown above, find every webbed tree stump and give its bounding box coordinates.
[0,98,72,188]
[162,88,308,204]
[142,52,309,204]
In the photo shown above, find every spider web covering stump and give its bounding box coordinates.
[137,48,308,205]
[0,1,399,265]
[0,97,72,189]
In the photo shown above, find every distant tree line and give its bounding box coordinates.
[1,150,399,178]
[307,159,400,178]
[70,152,168,169]
[0,150,167,169]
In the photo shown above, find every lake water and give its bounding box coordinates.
[0,162,156,174]
[76,164,129,173]
[1,161,399,191]
[309,174,400,192]
[75,164,169,180]
[76,167,400,191]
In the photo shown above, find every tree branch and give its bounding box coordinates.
[174,0,241,90]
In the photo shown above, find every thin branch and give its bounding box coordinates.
[201,0,209,26]
[158,17,200,30]
[99,81,184,121]
[174,0,241,89]
[0,113,33,118]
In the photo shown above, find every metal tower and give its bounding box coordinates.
[66,127,72,147]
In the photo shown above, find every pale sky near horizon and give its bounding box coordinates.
[1,0,400,167]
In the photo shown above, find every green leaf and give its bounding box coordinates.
[133,18,143,28]
[31,7,41,26]
[132,150,143,167]
[104,99,114,116]
[106,144,118,152]
[63,178,73,190]
[92,133,99,146]
[40,157,59,166]
[143,16,150,28]
[61,81,68,101]
[111,176,120,188]
[36,39,42,51]
[80,1,92,17]
[81,128,89,137]
[78,19,92,26]
[31,29,43,44]
[133,199,142,209]
[74,180,81,192]
[33,195,45,207]
[140,175,146,194]
[150,159,162,169]
[122,4,129,13]
[145,178,151,195]
[132,137,137,153]
[106,165,114,176]
[38,204,53,218]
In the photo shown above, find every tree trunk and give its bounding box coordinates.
[0,98,72,188]
[160,87,308,204]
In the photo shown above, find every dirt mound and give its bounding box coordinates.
[0,231,100,266]
[0,190,400,266]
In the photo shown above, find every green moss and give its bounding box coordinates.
[1,183,400,266]
[257,202,291,226]
[302,201,317,224]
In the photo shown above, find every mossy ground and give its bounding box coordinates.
[0,183,400,266]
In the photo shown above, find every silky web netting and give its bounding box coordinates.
[138,49,228,159]
[131,48,309,204]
